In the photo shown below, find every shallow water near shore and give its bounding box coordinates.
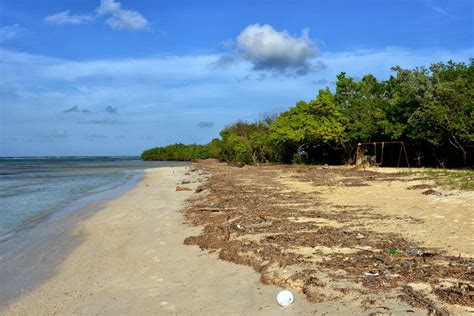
[0,157,187,306]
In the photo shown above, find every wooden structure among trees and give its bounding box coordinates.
[354,141,410,170]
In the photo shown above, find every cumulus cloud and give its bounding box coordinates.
[105,10,148,31]
[97,0,148,31]
[196,121,214,128]
[236,24,317,75]
[97,0,122,15]
[45,0,148,31]
[105,106,118,114]
[44,11,94,25]
[0,24,25,42]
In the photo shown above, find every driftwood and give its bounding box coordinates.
[245,220,273,229]
[403,286,449,316]
[176,186,192,191]
[196,207,237,212]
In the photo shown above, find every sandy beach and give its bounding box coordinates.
[2,163,473,315]
[1,166,316,315]
[183,161,473,315]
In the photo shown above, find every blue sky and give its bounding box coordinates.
[0,0,472,156]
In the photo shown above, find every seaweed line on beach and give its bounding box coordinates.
[183,160,474,313]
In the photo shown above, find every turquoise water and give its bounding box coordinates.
[0,156,187,305]
[0,156,185,239]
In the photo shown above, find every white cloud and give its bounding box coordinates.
[0,24,25,42]
[97,0,148,31]
[105,9,149,31]
[44,11,94,25]
[97,0,122,15]
[44,0,148,31]
[236,24,317,75]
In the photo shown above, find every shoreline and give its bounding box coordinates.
[0,169,144,244]
[1,165,316,315]
[0,168,146,307]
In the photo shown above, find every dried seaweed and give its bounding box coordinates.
[183,161,473,311]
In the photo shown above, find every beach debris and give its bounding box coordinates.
[245,217,273,229]
[400,260,411,270]
[364,271,380,277]
[422,189,442,196]
[181,180,191,184]
[403,286,449,316]
[197,207,226,212]
[402,241,417,247]
[183,160,473,312]
[276,289,294,307]
[434,282,474,306]
[409,249,424,256]
[389,248,398,255]
[176,186,192,191]
[236,224,245,230]
[407,184,435,190]
[322,164,330,169]
[195,186,205,193]
[382,270,393,278]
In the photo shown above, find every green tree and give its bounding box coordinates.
[408,60,473,166]
[270,88,345,163]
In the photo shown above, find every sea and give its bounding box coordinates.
[0,156,187,306]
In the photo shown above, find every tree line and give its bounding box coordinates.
[141,59,473,167]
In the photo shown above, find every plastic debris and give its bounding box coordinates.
[364,271,380,277]
[276,290,294,307]
[409,249,424,256]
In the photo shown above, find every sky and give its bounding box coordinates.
[0,0,472,156]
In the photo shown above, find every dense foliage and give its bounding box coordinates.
[142,60,473,167]
[141,143,210,161]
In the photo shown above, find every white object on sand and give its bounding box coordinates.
[276,289,294,307]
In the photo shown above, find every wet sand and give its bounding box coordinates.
[1,166,316,315]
